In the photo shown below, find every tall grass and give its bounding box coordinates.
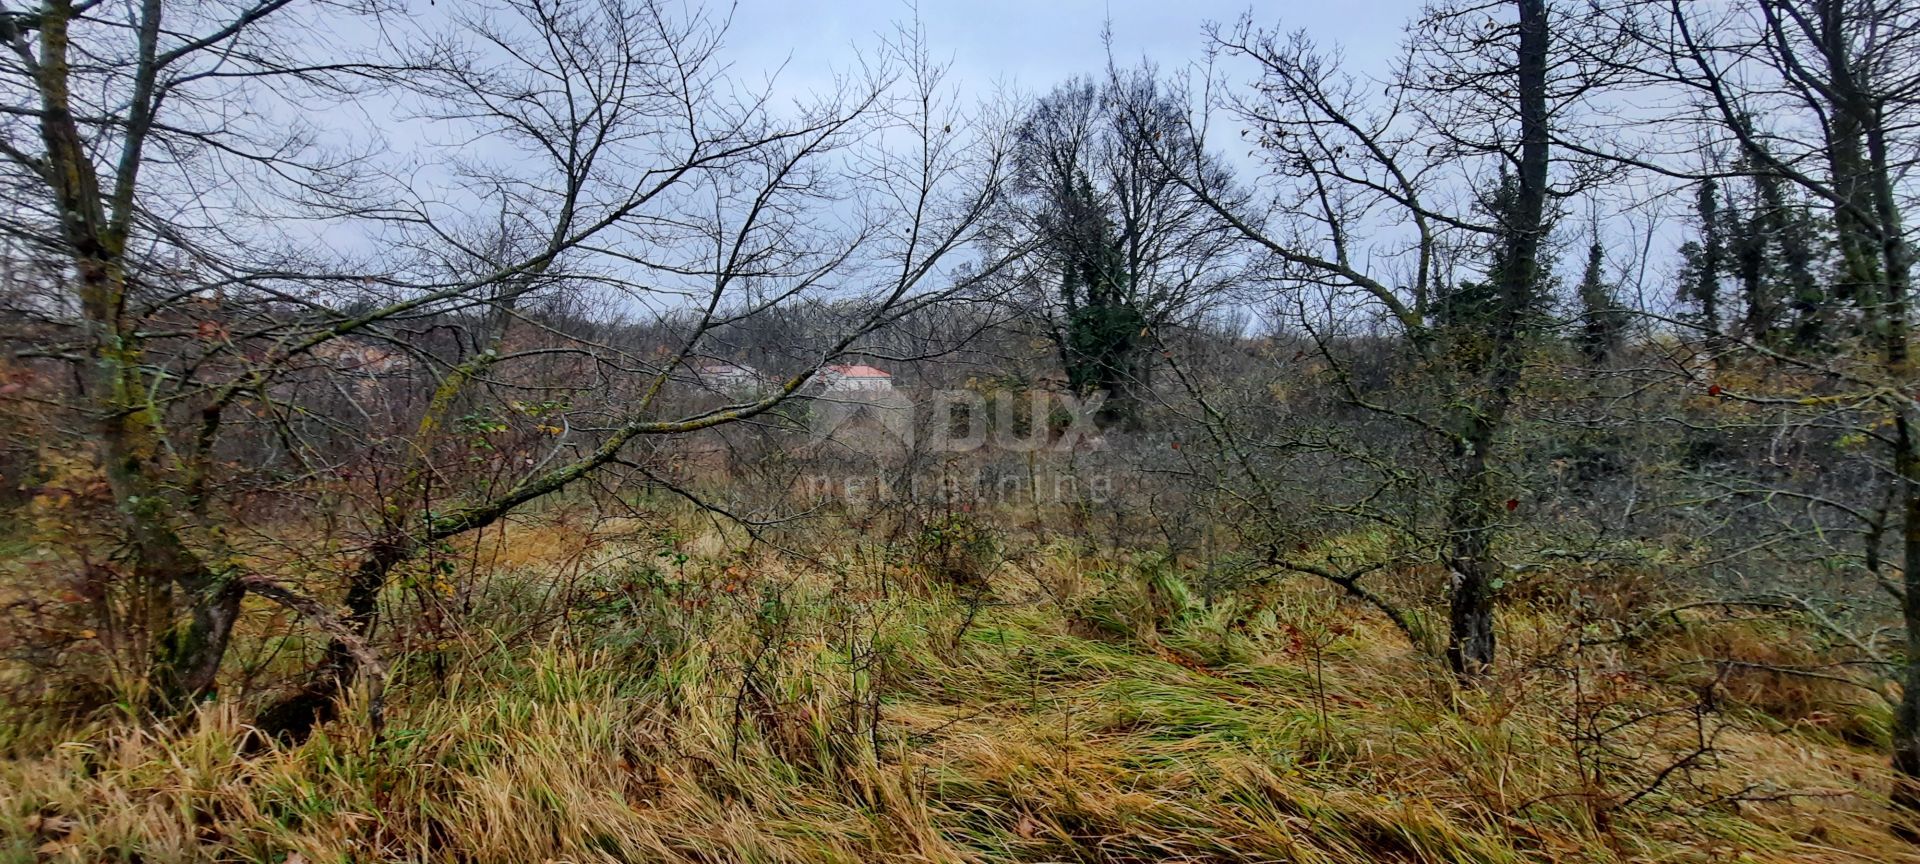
[1,520,1909,862]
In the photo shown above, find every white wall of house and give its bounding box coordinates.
[826,376,892,392]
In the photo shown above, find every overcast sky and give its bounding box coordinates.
[713,0,1681,312]
[718,0,1421,105]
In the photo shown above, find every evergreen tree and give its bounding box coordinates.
[1747,156,1830,351]
[1575,241,1627,361]
[1677,178,1727,338]
[1053,169,1146,416]
[1727,140,1829,349]
[1730,177,1777,343]
[1008,70,1240,430]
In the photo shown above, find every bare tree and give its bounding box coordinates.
[0,0,1014,734]
[1153,0,1624,678]
[998,63,1243,428]
[1606,0,1920,808]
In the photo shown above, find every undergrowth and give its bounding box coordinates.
[0,524,1909,863]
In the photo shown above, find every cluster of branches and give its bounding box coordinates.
[1108,0,1920,807]
[9,0,1920,819]
[0,0,1017,739]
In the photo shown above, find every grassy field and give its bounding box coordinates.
[1,517,1910,863]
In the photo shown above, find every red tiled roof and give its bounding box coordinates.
[826,364,891,378]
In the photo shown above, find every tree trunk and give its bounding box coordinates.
[254,311,514,741]
[146,558,244,710]
[29,0,241,715]
[1864,42,1920,812]
[1892,416,1920,811]
[251,536,412,742]
[1831,0,1920,806]
[1446,440,1500,676]
[83,261,239,711]
[1819,0,1885,320]
[1443,0,1550,680]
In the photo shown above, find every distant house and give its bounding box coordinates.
[311,338,412,379]
[808,363,911,457]
[819,363,893,393]
[294,337,413,407]
[692,361,767,396]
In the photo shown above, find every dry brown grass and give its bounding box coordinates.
[1,521,1913,863]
